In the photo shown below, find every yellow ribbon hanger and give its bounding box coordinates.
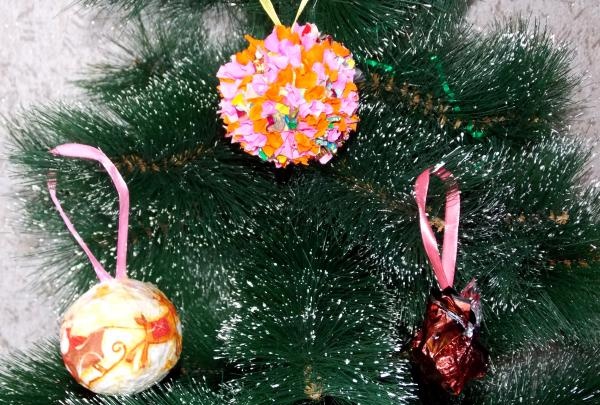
[294,0,310,25]
[259,0,310,26]
[259,0,282,26]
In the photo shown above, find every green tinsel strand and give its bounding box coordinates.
[362,57,395,74]
[430,55,485,139]
[359,54,486,139]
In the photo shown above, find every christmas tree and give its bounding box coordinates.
[2,0,600,404]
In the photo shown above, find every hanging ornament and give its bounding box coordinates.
[217,0,360,167]
[410,167,488,395]
[48,144,182,395]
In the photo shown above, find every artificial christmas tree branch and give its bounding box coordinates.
[2,0,599,403]
[470,344,600,405]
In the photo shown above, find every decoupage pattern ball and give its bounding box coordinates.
[60,279,182,395]
[217,23,359,167]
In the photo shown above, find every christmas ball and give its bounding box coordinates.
[217,23,360,167]
[60,279,182,395]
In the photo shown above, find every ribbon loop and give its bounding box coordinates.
[48,143,130,282]
[414,167,460,290]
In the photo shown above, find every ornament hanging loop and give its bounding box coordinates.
[259,0,310,26]
[293,0,310,24]
[48,143,130,282]
[414,166,460,290]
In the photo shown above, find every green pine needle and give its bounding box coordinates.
[0,340,90,404]
[470,345,600,404]
[219,219,416,404]
[62,379,230,405]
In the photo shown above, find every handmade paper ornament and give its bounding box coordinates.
[217,0,359,167]
[48,144,182,395]
[410,167,488,395]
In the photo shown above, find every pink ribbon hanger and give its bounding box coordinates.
[414,166,460,290]
[47,143,129,282]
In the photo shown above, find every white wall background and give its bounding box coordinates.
[0,0,598,354]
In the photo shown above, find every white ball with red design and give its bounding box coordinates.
[59,279,182,395]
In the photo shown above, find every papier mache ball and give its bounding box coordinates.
[217,23,360,167]
[60,279,182,395]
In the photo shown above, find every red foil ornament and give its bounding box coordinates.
[411,280,488,395]
[411,167,488,395]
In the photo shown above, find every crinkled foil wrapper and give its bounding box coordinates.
[411,280,488,395]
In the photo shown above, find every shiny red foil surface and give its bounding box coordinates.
[411,280,488,395]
